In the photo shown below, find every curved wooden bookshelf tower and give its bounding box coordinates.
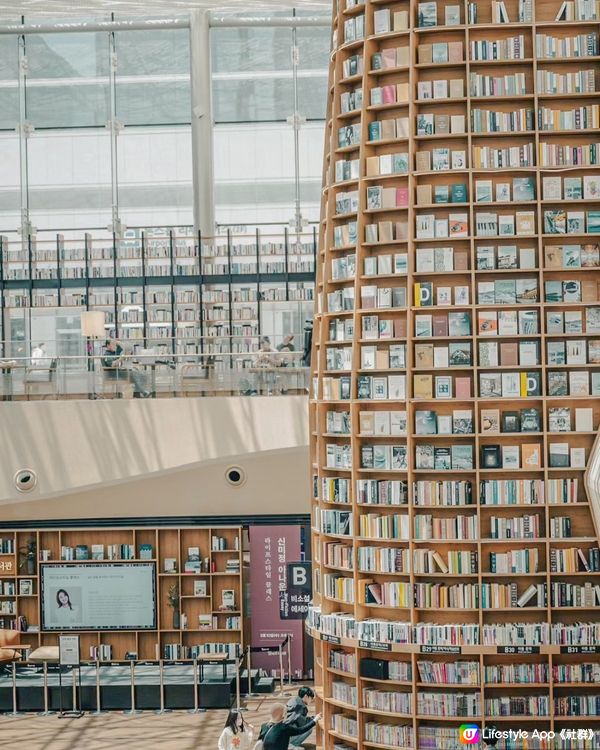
[308,0,600,746]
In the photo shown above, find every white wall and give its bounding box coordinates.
[0,396,310,522]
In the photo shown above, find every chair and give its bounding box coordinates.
[100,366,134,399]
[28,645,60,714]
[0,629,23,666]
[180,361,213,397]
[23,358,58,400]
[0,630,29,714]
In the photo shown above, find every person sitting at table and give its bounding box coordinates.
[101,339,150,398]
[253,337,279,395]
[276,334,295,366]
[31,342,47,367]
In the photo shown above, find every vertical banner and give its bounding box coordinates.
[280,562,312,620]
[249,525,304,678]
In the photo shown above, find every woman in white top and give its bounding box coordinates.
[217,709,254,750]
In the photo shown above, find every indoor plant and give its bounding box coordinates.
[167,583,180,629]
[19,538,37,575]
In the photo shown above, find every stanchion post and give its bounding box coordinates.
[42,661,49,715]
[95,659,101,715]
[128,659,139,715]
[287,636,292,686]
[192,658,199,713]
[72,667,77,713]
[278,644,284,694]
[235,654,241,711]
[11,661,19,716]
[246,648,252,697]
[156,659,172,714]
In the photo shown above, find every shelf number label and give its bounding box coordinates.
[358,640,391,651]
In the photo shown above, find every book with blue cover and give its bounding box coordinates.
[513,176,535,202]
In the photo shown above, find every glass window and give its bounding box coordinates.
[0,36,18,131]
[214,122,296,227]
[212,77,294,123]
[115,29,191,126]
[0,133,21,231]
[211,27,293,123]
[28,130,112,230]
[211,27,292,74]
[25,32,110,128]
[117,126,193,228]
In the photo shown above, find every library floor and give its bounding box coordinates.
[0,696,318,749]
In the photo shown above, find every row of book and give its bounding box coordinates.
[555,696,600,716]
[308,608,600,646]
[89,645,113,661]
[356,479,407,505]
[418,691,480,717]
[322,543,600,576]
[551,547,600,572]
[363,687,412,713]
[321,477,577,508]
[331,681,358,706]
[60,544,140,561]
[486,663,548,683]
[0,538,15,554]
[161,643,238,659]
[320,541,354,571]
[330,649,356,674]
[487,695,549,716]
[327,31,583,79]
[359,546,409,573]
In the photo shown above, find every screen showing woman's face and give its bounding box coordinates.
[58,591,69,606]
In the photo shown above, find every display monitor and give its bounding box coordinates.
[40,563,156,631]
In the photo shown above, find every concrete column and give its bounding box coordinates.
[189,10,215,236]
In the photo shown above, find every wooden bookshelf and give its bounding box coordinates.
[0,229,315,361]
[310,0,600,745]
[0,525,243,663]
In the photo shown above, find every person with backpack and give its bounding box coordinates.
[218,709,254,750]
[255,702,320,750]
[284,687,316,747]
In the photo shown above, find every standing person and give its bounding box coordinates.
[285,687,316,747]
[217,709,254,750]
[301,320,313,367]
[31,342,47,366]
[257,703,320,750]
[101,339,150,398]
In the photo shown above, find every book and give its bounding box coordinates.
[418,1,438,26]
[481,409,500,433]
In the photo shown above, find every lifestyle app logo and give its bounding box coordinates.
[459,724,481,744]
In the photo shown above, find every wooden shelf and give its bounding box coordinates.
[311,0,600,743]
[0,526,244,662]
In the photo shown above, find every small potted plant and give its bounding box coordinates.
[19,539,37,575]
[167,583,180,629]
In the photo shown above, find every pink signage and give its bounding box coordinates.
[249,525,304,678]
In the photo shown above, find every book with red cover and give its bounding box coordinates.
[394,318,407,338]
[396,186,409,207]
[433,315,449,337]
[500,342,518,366]
[382,84,397,104]
[455,377,471,399]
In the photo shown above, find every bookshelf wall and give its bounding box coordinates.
[0,525,243,663]
[0,229,316,362]
[309,0,600,746]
